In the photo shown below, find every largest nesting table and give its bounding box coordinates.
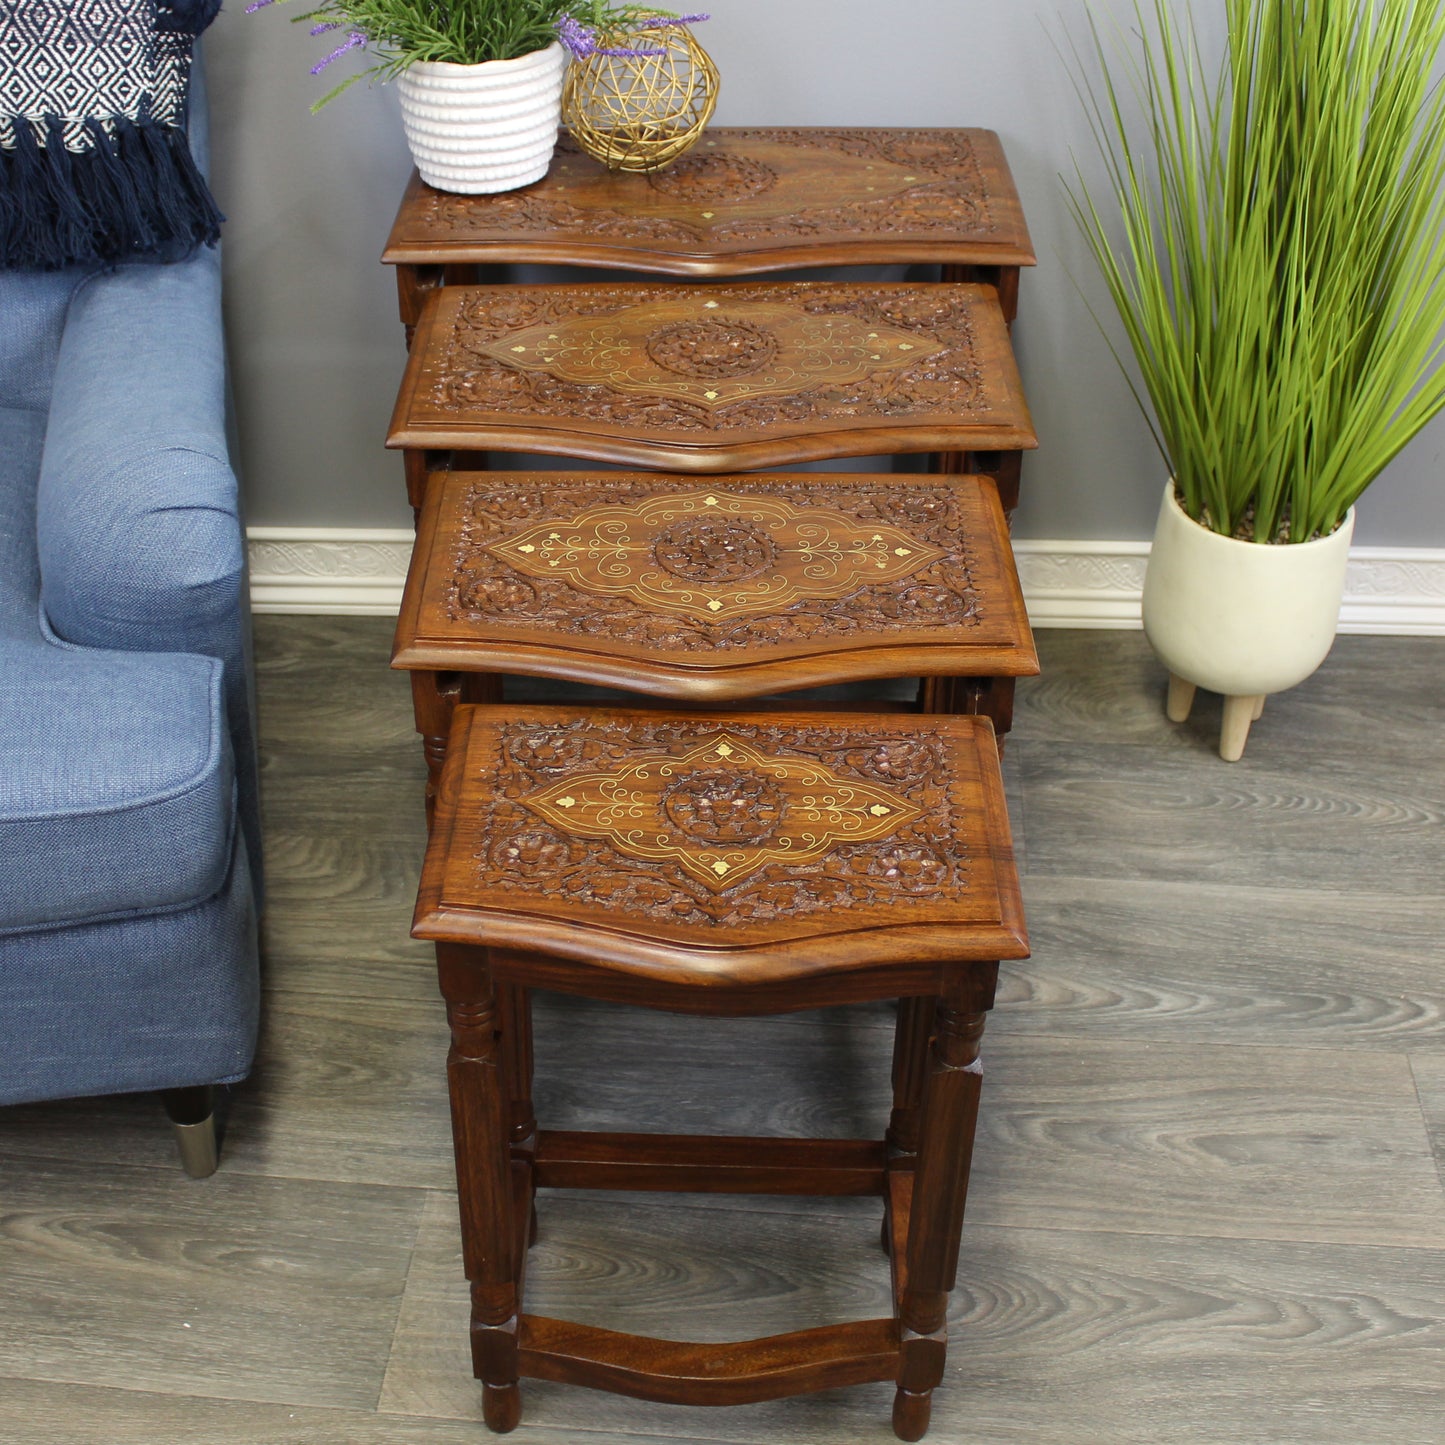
[384,126,1036,326]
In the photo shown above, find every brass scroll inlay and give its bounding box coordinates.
[520,733,921,891]
[489,490,947,621]
[475,296,943,410]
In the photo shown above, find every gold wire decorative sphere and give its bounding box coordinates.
[562,24,721,173]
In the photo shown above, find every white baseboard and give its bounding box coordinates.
[248,528,1445,636]
[248,529,416,616]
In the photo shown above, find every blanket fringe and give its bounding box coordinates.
[156,2,225,37]
[0,113,224,269]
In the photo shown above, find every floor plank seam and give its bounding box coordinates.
[376,1186,445,1413]
[973,1027,1445,1058]
[1405,1054,1445,1200]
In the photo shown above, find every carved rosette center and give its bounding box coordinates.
[651,515,778,584]
[645,150,778,203]
[645,318,780,379]
[662,768,789,845]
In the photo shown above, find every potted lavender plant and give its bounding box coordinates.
[250,1,697,193]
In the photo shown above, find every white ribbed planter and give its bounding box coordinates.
[396,43,566,194]
[1142,483,1355,760]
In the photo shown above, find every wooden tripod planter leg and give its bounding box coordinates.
[894,969,995,1442]
[436,946,521,1433]
[1166,673,1196,723]
[1220,693,1265,762]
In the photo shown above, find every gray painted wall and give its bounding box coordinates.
[206,0,1444,545]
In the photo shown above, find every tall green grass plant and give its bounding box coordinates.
[1066,0,1445,542]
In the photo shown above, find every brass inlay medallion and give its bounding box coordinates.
[488,490,947,621]
[474,296,943,410]
[520,733,920,890]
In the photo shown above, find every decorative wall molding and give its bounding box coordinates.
[1010,542,1150,629]
[1338,548,1445,634]
[249,528,1445,635]
[248,528,416,615]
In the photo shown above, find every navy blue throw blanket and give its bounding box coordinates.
[0,1,225,269]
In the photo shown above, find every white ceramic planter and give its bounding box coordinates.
[1141,483,1354,759]
[396,43,566,194]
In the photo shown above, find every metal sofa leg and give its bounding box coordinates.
[162,1085,219,1178]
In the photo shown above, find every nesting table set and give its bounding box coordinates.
[382,129,1038,1440]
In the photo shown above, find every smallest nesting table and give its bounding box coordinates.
[414,702,1028,1440]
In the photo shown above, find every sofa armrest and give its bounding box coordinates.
[35,242,246,659]
[35,238,263,893]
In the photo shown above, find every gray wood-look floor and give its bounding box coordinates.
[2,620,1443,1445]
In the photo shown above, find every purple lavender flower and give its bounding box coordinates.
[635,13,710,27]
[243,0,275,12]
[595,40,667,57]
[557,15,598,58]
[311,30,368,76]
[310,22,343,36]
[557,15,666,60]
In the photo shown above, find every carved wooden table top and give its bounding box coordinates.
[394,471,1037,699]
[414,703,1028,987]
[388,281,1036,471]
[383,128,1035,276]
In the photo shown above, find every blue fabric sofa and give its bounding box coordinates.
[0,68,260,1173]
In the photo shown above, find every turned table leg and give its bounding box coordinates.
[918,676,1016,747]
[884,995,937,1255]
[496,978,540,1249]
[887,997,937,1158]
[411,672,504,826]
[497,981,536,1147]
[436,946,522,1432]
[411,672,461,826]
[894,969,995,1442]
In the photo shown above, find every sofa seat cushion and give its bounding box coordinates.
[0,640,234,934]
